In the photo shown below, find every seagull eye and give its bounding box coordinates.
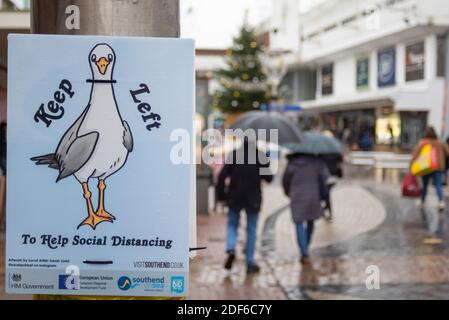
[91,54,97,62]
[108,54,114,62]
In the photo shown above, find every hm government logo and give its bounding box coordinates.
[58,274,80,290]
[171,276,185,294]
[12,274,22,282]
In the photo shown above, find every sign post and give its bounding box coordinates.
[5,0,195,299]
[31,0,180,37]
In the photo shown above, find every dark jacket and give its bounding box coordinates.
[217,142,273,213]
[282,155,329,224]
[320,153,343,178]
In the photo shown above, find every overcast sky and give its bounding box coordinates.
[11,0,327,49]
[181,0,327,49]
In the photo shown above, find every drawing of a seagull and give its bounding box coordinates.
[31,43,133,230]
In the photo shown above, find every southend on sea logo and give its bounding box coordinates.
[118,276,138,291]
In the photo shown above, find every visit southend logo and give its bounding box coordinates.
[118,276,165,291]
[117,276,138,291]
[170,276,185,294]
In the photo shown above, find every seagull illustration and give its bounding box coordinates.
[31,43,133,230]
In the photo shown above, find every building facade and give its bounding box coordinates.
[266,0,449,149]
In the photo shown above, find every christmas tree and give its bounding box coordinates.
[213,24,271,113]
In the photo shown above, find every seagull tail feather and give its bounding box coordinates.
[30,154,59,171]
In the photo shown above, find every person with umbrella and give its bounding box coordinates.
[283,132,342,265]
[230,111,304,146]
[217,137,273,273]
[225,111,303,270]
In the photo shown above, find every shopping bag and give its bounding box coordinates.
[411,143,439,176]
[402,173,421,198]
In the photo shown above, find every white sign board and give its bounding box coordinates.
[6,34,194,297]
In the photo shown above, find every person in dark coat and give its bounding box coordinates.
[282,154,329,265]
[320,153,343,222]
[217,138,273,273]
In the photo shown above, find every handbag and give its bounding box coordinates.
[402,173,421,198]
[411,141,439,176]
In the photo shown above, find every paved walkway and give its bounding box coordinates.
[189,182,288,300]
[190,180,449,300]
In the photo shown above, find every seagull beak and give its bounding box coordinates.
[96,57,110,75]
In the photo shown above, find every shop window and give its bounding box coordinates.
[405,41,425,82]
[376,113,401,146]
[437,35,447,78]
[321,64,333,96]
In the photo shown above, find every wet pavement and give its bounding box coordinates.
[190,178,449,300]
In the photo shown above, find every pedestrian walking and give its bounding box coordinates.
[208,151,227,214]
[285,131,343,224]
[342,127,352,148]
[411,127,449,211]
[320,153,343,222]
[359,128,373,151]
[388,124,395,148]
[444,135,449,185]
[217,138,273,273]
[282,154,330,265]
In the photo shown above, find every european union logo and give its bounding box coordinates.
[170,276,184,294]
[58,275,79,290]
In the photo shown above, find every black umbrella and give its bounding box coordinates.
[230,111,303,145]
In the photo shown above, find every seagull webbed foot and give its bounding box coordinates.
[77,212,113,230]
[95,209,116,221]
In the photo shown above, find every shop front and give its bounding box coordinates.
[399,111,428,150]
[321,106,425,151]
[375,106,401,148]
[321,108,376,150]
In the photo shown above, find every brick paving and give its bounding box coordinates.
[269,182,449,300]
[189,212,286,300]
[190,180,449,300]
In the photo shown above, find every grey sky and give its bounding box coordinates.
[10,0,327,49]
[181,0,327,49]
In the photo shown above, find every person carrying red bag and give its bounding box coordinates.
[410,127,449,211]
[402,174,421,198]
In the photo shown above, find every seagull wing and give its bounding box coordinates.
[54,106,99,182]
[123,121,134,152]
